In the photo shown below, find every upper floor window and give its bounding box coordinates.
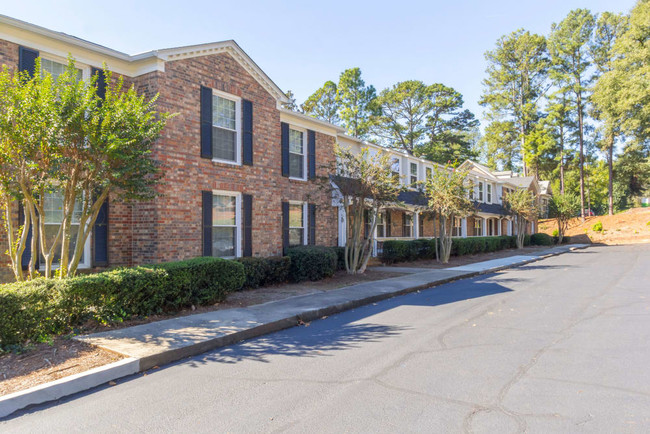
[426,167,432,179]
[478,182,484,202]
[212,93,240,163]
[289,128,305,179]
[487,184,492,203]
[391,158,400,181]
[410,163,418,185]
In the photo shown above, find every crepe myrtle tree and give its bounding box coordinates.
[0,58,172,281]
[549,192,580,244]
[330,145,404,274]
[503,187,538,248]
[423,166,474,263]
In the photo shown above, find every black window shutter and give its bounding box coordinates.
[19,46,39,77]
[92,67,107,101]
[308,203,316,245]
[18,203,32,270]
[200,86,213,159]
[242,194,253,257]
[308,130,316,179]
[242,100,253,166]
[386,211,392,237]
[281,122,290,177]
[93,198,109,266]
[282,201,290,252]
[202,191,213,256]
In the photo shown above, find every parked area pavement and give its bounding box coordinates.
[2,243,648,432]
[0,244,587,419]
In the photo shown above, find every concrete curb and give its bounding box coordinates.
[0,357,138,419]
[1,244,588,419]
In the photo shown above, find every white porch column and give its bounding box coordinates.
[338,206,347,247]
[413,211,420,239]
[461,218,467,238]
[531,221,535,234]
[482,217,487,236]
[498,218,502,236]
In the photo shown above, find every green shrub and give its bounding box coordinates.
[333,247,346,270]
[286,246,337,282]
[592,221,603,232]
[149,257,244,306]
[530,233,554,246]
[552,229,559,237]
[382,236,519,264]
[235,256,290,289]
[381,240,420,264]
[0,257,246,349]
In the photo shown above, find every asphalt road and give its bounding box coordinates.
[2,244,649,433]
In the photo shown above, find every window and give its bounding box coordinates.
[478,182,484,202]
[41,58,82,81]
[376,211,386,238]
[212,93,240,163]
[40,191,90,269]
[469,181,475,200]
[453,218,462,237]
[391,158,400,181]
[289,203,306,246]
[426,167,432,179]
[410,162,418,185]
[212,193,240,257]
[474,218,483,236]
[289,128,305,179]
[487,184,492,203]
[403,213,412,237]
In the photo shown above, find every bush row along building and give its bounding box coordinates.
[0,15,550,281]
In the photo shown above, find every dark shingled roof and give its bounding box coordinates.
[398,190,428,206]
[474,201,506,215]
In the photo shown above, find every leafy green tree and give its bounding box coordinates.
[302,80,339,124]
[545,88,576,193]
[480,29,549,176]
[282,90,299,111]
[370,80,433,154]
[331,145,404,274]
[480,119,520,171]
[423,166,474,263]
[0,59,171,281]
[548,9,596,220]
[337,68,377,138]
[591,12,629,215]
[503,187,538,248]
[549,193,580,244]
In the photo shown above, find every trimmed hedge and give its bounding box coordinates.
[382,236,526,264]
[235,256,291,289]
[286,246,337,282]
[0,257,245,349]
[530,233,554,246]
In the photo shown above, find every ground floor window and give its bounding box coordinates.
[452,218,462,237]
[403,213,413,237]
[474,218,483,236]
[289,202,306,247]
[212,192,240,257]
[376,211,386,238]
[40,191,90,269]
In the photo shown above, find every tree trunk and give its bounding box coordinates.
[559,124,565,194]
[607,134,614,216]
[577,88,586,222]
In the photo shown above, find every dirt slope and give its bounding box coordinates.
[539,207,650,245]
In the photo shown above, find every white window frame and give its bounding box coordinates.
[478,181,484,202]
[211,190,242,258]
[288,200,308,246]
[487,184,492,204]
[288,126,307,181]
[410,162,418,185]
[40,53,90,81]
[211,89,242,166]
[40,191,92,271]
[425,166,433,179]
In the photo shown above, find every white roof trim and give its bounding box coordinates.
[280,108,344,136]
[0,15,288,103]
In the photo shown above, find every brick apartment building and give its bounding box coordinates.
[0,15,543,282]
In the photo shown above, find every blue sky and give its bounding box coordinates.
[4,0,636,125]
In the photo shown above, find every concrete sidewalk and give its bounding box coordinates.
[78,244,588,371]
[0,243,587,419]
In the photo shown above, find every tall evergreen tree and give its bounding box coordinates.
[480,29,549,176]
[590,12,629,215]
[548,8,596,220]
[302,80,339,124]
[337,68,376,138]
